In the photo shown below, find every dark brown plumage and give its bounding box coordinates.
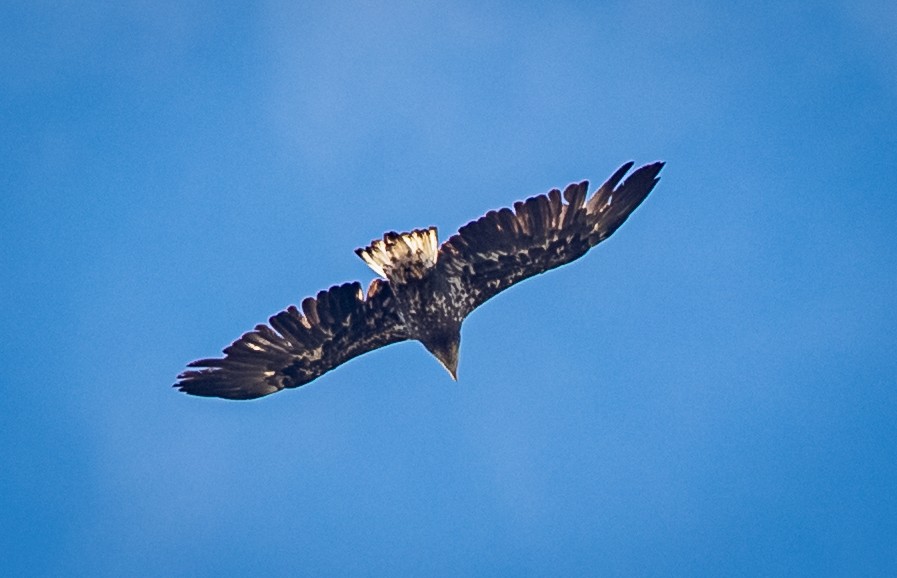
[175,161,664,400]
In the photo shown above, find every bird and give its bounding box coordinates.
[174,161,664,400]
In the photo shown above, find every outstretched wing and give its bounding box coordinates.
[174,279,407,400]
[437,161,664,316]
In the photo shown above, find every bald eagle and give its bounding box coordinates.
[175,161,664,400]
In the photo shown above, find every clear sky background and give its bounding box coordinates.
[3,1,896,576]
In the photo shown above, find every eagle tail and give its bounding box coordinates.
[355,227,439,283]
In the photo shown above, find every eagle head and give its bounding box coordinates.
[421,331,460,381]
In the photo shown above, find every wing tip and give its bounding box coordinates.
[638,160,665,180]
[585,159,665,238]
[172,369,282,400]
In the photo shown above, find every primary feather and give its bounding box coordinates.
[175,161,664,400]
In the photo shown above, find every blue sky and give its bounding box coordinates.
[3,1,896,575]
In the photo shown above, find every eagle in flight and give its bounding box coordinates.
[175,161,664,400]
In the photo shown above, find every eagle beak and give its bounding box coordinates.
[445,361,458,381]
[425,339,459,381]
[435,349,459,381]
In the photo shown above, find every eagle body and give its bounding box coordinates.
[175,161,664,400]
[358,227,464,378]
